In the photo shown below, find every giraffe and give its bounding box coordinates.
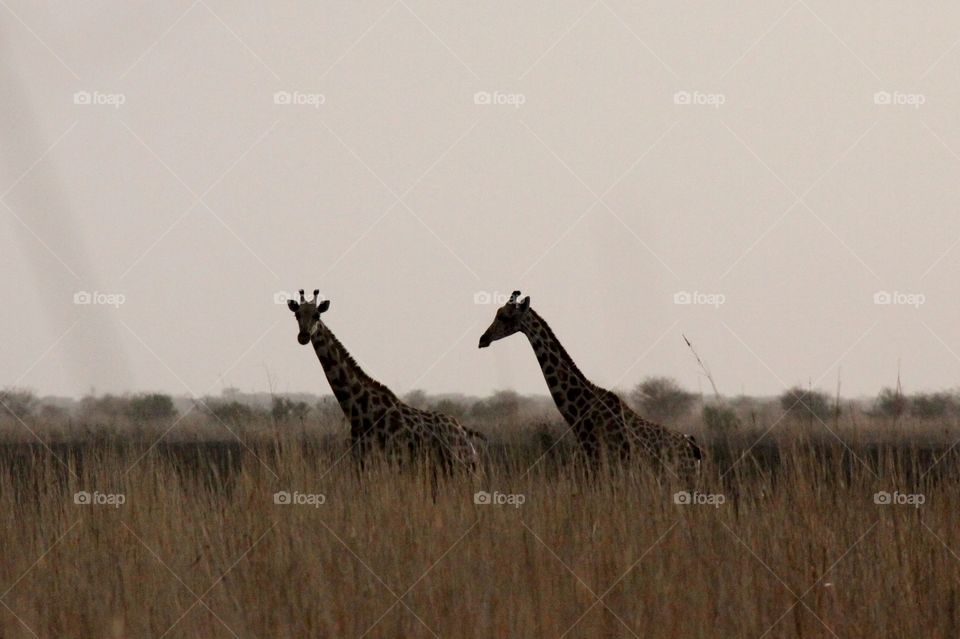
[287,289,480,473]
[478,291,701,477]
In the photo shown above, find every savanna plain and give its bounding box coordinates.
[0,388,957,638]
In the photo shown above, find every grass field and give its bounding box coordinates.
[0,415,958,638]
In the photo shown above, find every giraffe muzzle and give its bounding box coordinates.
[478,334,491,348]
[297,332,311,345]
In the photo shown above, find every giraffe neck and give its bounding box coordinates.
[310,322,395,419]
[521,309,599,427]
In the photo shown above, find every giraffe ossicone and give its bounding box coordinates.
[287,288,480,472]
[479,290,701,477]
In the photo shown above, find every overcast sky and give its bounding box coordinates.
[3,1,960,400]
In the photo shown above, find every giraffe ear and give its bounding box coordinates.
[317,300,331,313]
[519,296,530,311]
[287,300,299,312]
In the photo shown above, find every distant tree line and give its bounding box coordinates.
[2,380,959,432]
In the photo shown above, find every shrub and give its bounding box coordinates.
[703,404,740,434]
[630,377,695,423]
[403,390,429,409]
[909,392,955,420]
[205,400,256,423]
[471,391,521,421]
[874,387,907,418]
[779,387,832,422]
[271,397,310,422]
[128,394,177,422]
[0,388,37,420]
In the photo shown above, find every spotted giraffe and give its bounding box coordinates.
[478,291,701,476]
[287,290,480,472]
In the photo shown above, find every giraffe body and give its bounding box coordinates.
[479,292,701,476]
[288,290,479,472]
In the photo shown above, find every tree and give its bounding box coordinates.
[271,396,310,422]
[874,387,907,418]
[127,393,176,422]
[0,389,37,420]
[703,404,740,434]
[630,377,695,423]
[206,400,256,423]
[910,392,954,420]
[779,386,831,422]
[471,390,521,420]
[403,390,429,409]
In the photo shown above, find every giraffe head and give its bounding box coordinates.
[287,289,330,345]
[478,290,530,348]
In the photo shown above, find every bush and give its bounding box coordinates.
[779,387,832,422]
[403,390,429,410]
[127,394,177,422]
[205,400,257,423]
[630,377,695,424]
[703,404,740,434]
[909,392,955,420]
[874,388,907,418]
[0,388,37,420]
[471,391,521,421]
[433,398,469,421]
[272,397,310,422]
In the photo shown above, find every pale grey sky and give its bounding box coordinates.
[3,1,960,400]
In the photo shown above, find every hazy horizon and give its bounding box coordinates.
[4,2,960,401]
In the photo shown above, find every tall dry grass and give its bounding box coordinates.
[0,418,957,638]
